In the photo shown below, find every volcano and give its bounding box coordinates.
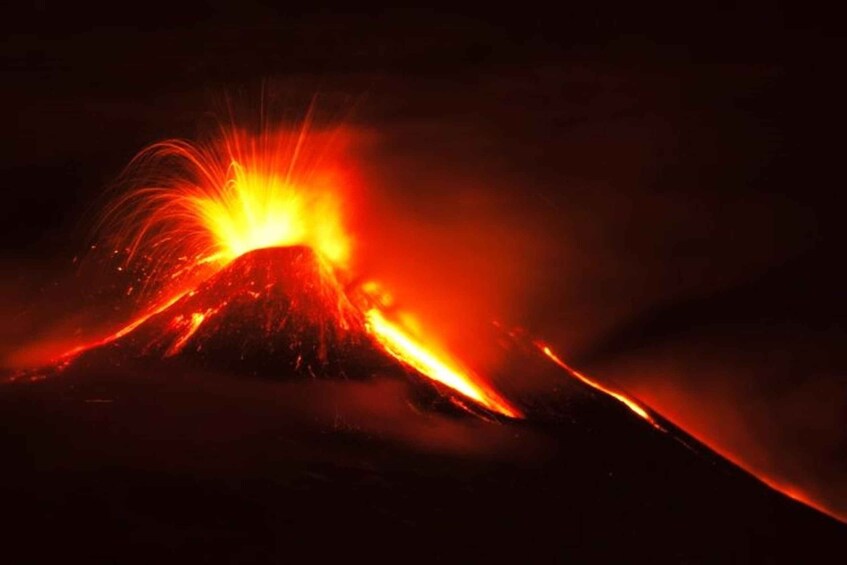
[1,246,844,562]
[2,112,844,561]
[40,245,512,417]
[75,246,391,379]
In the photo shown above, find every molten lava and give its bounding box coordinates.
[536,342,660,429]
[365,308,520,417]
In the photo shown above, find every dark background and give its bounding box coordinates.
[2,0,845,524]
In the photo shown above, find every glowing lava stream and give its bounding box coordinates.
[365,309,521,418]
[536,342,662,430]
[56,291,192,363]
[535,341,847,524]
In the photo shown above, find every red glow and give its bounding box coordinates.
[54,291,191,363]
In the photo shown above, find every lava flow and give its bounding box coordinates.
[536,342,660,429]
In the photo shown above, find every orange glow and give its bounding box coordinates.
[536,341,661,429]
[4,289,194,379]
[100,123,353,298]
[365,308,521,418]
[750,474,846,523]
[187,163,349,265]
[20,121,522,419]
[59,291,191,362]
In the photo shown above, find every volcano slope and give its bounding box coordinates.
[69,246,400,381]
[1,247,844,562]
